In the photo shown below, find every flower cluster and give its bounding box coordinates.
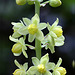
[13,54,66,75]
[42,18,65,53]
[13,60,28,75]
[27,53,66,75]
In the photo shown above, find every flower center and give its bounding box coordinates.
[28,24,38,35]
[37,64,46,74]
[53,27,63,37]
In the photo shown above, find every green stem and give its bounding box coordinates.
[35,1,41,59]
[35,1,40,16]
[35,38,41,59]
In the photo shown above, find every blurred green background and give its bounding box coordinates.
[0,0,75,75]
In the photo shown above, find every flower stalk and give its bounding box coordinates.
[35,1,41,59]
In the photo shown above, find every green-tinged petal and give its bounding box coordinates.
[47,22,51,31]
[12,32,21,38]
[55,40,64,46]
[27,66,38,75]
[23,18,31,26]
[18,26,28,35]
[13,53,21,56]
[40,53,49,65]
[47,35,55,53]
[25,44,35,50]
[9,36,19,42]
[50,31,57,38]
[46,62,55,70]
[35,30,44,41]
[28,34,35,42]
[11,22,23,27]
[55,35,65,46]
[14,60,23,69]
[48,35,55,46]
[38,23,47,30]
[32,14,40,25]
[53,71,60,75]
[44,71,52,75]
[52,18,59,28]
[36,71,42,75]
[56,58,62,68]
[19,38,27,50]
[48,44,55,54]
[22,48,28,58]
[23,63,28,71]
[32,57,40,66]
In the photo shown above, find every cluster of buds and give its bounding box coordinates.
[16,0,62,8]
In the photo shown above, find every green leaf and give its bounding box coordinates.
[46,62,55,70]
[56,58,62,68]
[28,34,35,42]
[32,14,40,25]
[38,23,47,30]
[44,71,52,75]
[9,36,19,42]
[18,26,28,35]
[27,66,37,75]
[32,57,40,66]
[23,18,31,26]
[35,30,44,41]
[40,53,49,65]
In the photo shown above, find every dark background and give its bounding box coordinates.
[0,0,75,75]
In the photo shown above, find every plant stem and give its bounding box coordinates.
[35,1,40,15]
[35,1,41,59]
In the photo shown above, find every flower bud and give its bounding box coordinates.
[12,43,22,53]
[16,0,26,5]
[55,67,66,75]
[13,69,23,75]
[49,0,62,7]
[27,0,34,5]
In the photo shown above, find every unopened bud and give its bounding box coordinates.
[16,0,26,5]
[49,0,62,7]
[12,43,22,53]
